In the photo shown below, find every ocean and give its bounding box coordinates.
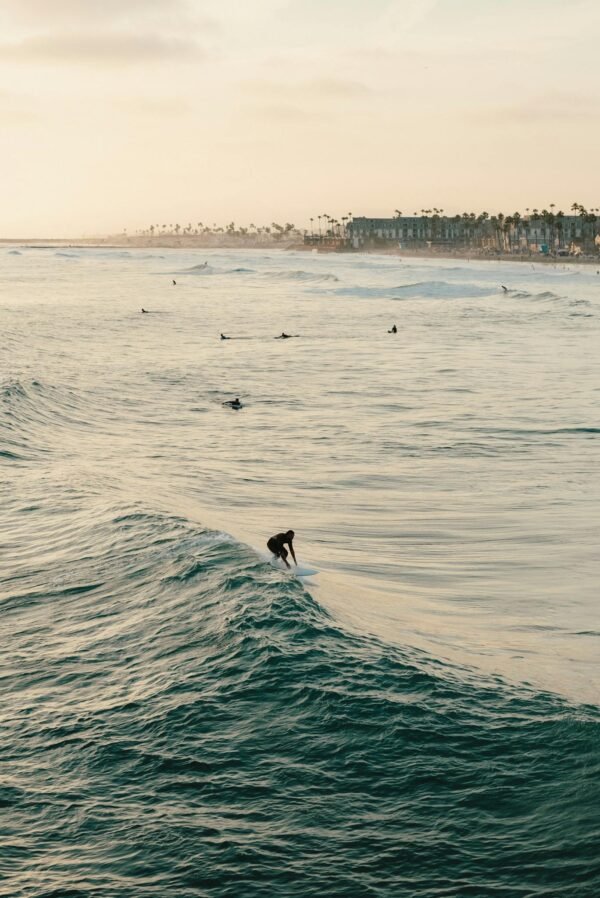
[1,246,599,897]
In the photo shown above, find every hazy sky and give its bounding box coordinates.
[1,0,598,235]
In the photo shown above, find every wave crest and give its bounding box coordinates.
[2,504,599,895]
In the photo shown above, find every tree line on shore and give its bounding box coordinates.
[132,221,301,242]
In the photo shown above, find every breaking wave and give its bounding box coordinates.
[2,501,599,897]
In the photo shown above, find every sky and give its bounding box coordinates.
[0,0,599,236]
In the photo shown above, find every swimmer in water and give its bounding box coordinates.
[388,324,397,333]
[267,530,297,569]
[223,397,243,409]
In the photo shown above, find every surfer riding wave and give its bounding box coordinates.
[267,530,297,569]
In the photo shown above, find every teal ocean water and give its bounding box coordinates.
[1,247,599,896]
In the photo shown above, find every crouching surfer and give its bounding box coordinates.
[267,530,297,569]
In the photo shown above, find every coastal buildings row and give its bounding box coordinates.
[305,210,600,254]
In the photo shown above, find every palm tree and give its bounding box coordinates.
[549,210,557,250]
[555,210,565,249]
[581,207,596,251]
[504,215,514,252]
[476,211,489,248]
[495,213,504,251]
[511,212,521,250]
[540,209,552,248]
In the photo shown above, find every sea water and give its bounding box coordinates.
[1,246,598,896]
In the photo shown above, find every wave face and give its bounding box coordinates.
[174,261,214,274]
[336,279,495,299]
[171,265,339,282]
[262,268,340,283]
[2,247,600,896]
[2,506,599,897]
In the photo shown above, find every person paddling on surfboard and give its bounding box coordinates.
[267,530,297,569]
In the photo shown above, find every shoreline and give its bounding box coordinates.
[2,235,599,268]
[310,243,600,267]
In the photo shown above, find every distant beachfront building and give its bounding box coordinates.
[347,216,470,248]
[345,214,598,254]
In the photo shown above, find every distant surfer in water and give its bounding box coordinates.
[276,332,298,339]
[221,333,230,340]
[501,285,508,293]
[267,530,297,569]
[172,279,177,286]
[223,397,242,409]
[388,324,397,333]
[141,308,149,313]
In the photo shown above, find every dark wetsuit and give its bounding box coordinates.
[267,532,294,562]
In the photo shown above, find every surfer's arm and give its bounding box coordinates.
[289,543,297,565]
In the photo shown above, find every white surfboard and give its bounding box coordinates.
[271,558,319,578]
[253,547,319,578]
